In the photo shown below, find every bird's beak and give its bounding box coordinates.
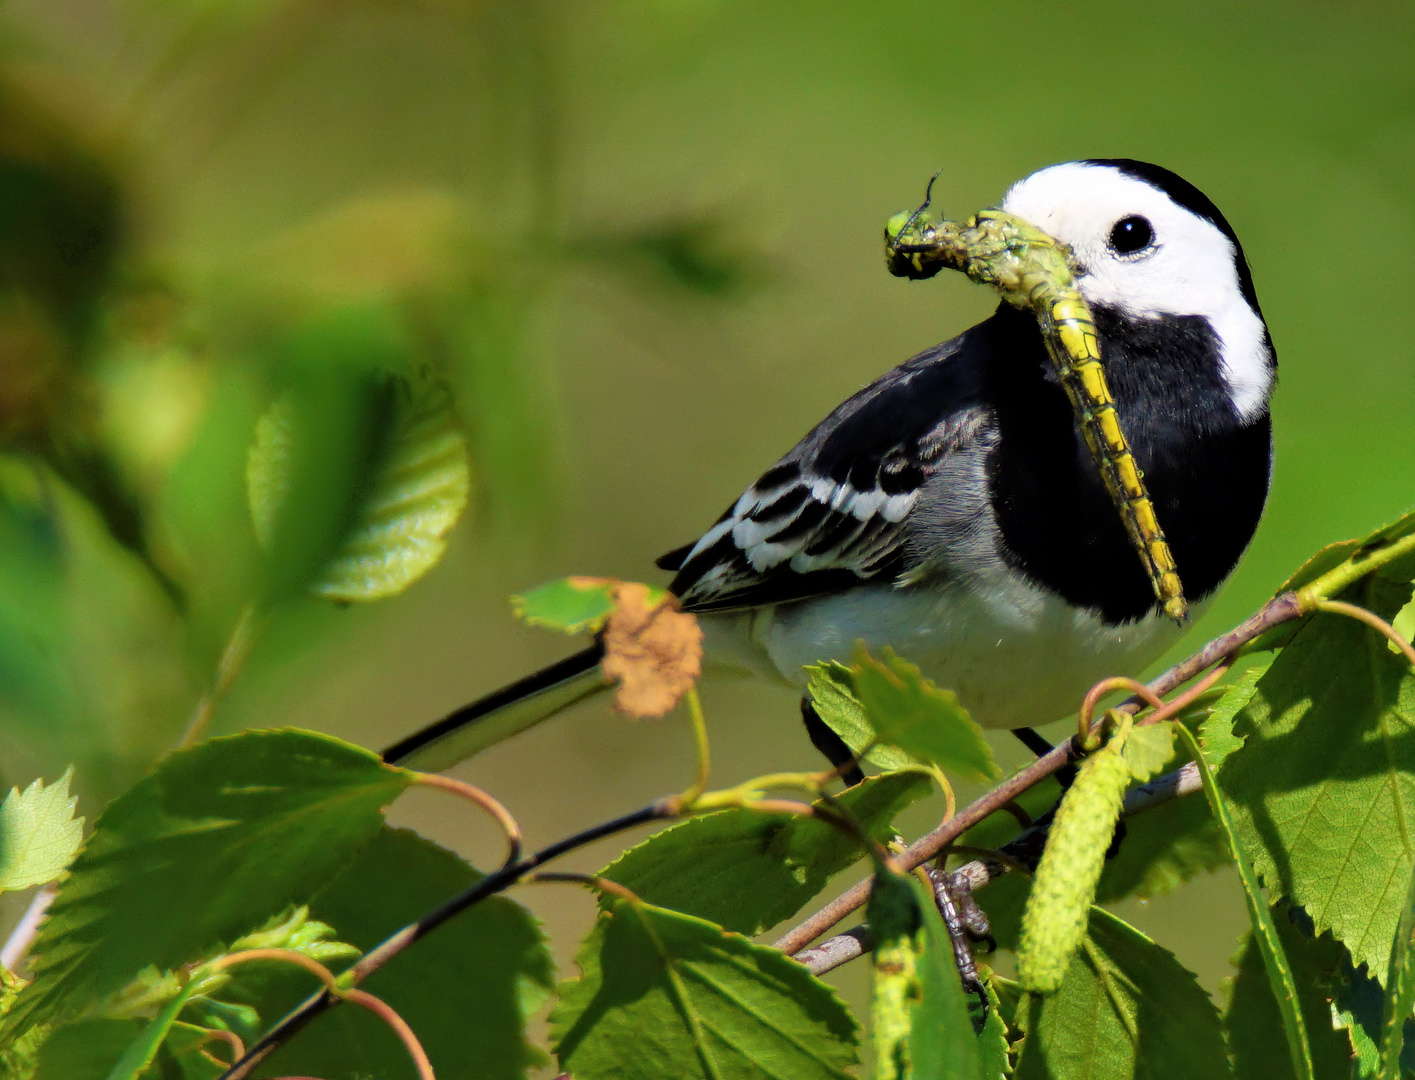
[884,199,1189,623]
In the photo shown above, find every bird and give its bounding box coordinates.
[383,158,1274,776]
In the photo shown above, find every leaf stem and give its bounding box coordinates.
[1077,676,1166,743]
[524,871,641,905]
[205,949,338,991]
[195,1029,245,1068]
[409,772,523,868]
[1378,864,1415,1080]
[178,604,261,749]
[342,989,436,1080]
[1299,527,1415,604]
[1313,599,1415,669]
[677,687,712,807]
[684,771,824,813]
[1172,722,1315,1080]
[933,767,957,824]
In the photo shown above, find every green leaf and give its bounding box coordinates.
[1119,722,1175,782]
[308,374,471,602]
[260,827,555,1080]
[1,968,46,1080]
[1381,865,1415,1079]
[248,364,471,603]
[600,769,932,934]
[977,975,1012,1080]
[0,457,71,729]
[1335,956,1415,1080]
[1339,999,1383,1080]
[1176,722,1314,1080]
[550,898,859,1080]
[246,307,418,601]
[1222,911,1356,1080]
[1196,659,1273,769]
[31,1019,145,1080]
[1275,539,1367,595]
[245,392,294,551]
[1013,908,1230,1080]
[868,866,983,1080]
[1018,737,1130,994]
[571,213,764,298]
[2,730,413,1037]
[1217,573,1415,986]
[805,662,915,772]
[851,646,999,781]
[511,576,617,634]
[178,905,360,1024]
[1094,791,1228,905]
[1392,596,1415,661]
[0,768,84,892]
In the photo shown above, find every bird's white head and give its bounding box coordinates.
[1001,159,1273,421]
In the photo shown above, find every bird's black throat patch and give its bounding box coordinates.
[984,303,1272,623]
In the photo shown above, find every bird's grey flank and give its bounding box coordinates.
[384,159,1273,773]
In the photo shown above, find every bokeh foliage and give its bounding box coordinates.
[0,1,1411,1077]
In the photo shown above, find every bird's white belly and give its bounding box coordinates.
[699,575,1196,730]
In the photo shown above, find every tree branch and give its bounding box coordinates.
[795,760,1203,975]
[217,802,674,1080]
[772,590,1307,957]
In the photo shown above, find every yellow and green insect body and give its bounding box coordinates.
[885,203,1188,622]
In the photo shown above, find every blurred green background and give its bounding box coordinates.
[1,0,1412,1056]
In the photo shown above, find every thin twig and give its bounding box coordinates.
[0,883,56,972]
[773,590,1308,956]
[939,844,1033,879]
[218,802,672,1080]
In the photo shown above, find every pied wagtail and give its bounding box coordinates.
[384,159,1274,774]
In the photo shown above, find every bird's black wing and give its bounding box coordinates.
[662,326,995,613]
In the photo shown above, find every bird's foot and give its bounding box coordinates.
[925,865,994,1015]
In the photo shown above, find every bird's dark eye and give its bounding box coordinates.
[1108,215,1154,255]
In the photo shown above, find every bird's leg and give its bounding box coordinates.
[1012,726,1079,789]
[925,865,993,1015]
[800,697,865,786]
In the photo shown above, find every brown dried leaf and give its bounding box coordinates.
[601,582,703,717]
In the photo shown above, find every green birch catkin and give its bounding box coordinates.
[867,867,925,1080]
[1017,737,1132,993]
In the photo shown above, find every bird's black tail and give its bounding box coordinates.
[381,643,607,771]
